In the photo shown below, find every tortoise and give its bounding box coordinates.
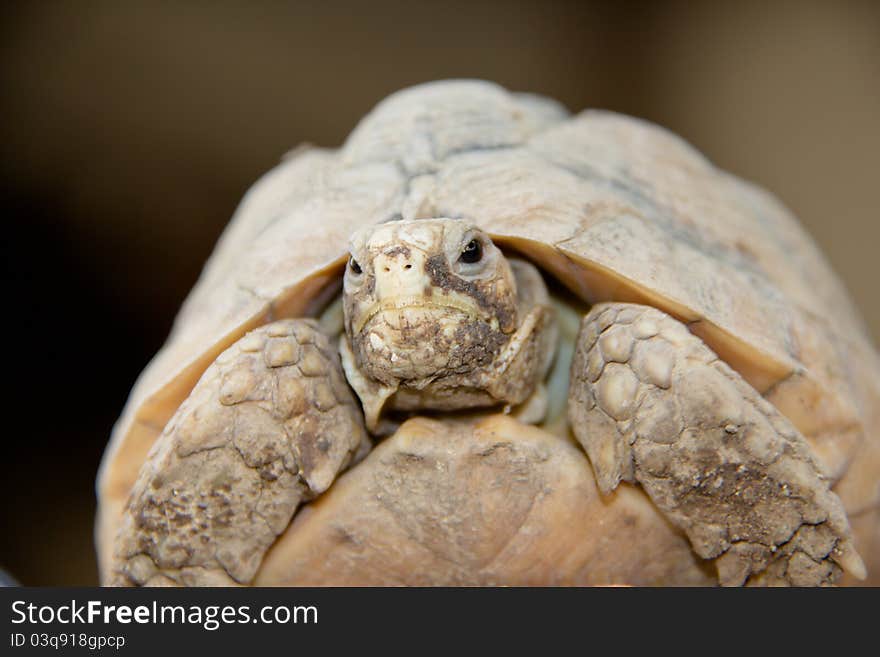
[96,80,880,587]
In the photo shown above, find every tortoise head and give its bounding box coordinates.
[342,218,519,386]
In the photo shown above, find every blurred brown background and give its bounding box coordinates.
[1,0,878,585]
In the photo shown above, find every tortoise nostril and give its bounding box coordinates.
[405,264,412,270]
[384,267,390,273]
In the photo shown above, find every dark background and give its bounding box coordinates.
[1,1,878,585]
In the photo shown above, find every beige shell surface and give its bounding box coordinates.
[96,80,880,575]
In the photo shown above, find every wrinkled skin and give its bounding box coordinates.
[341,218,556,432]
[110,218,866,587]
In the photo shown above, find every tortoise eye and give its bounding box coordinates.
[348,257,363,275]
[459,239,482,264]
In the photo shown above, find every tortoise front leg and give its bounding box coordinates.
[111,319,369,586]
[567,303,865,586]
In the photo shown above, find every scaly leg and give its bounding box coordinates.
[112,319,369,586]
[567,303,864,586]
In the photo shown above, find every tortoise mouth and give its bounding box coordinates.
[352,303,506,382]
[353,296,483,334]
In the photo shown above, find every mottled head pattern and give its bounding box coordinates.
[343,218,518,386]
